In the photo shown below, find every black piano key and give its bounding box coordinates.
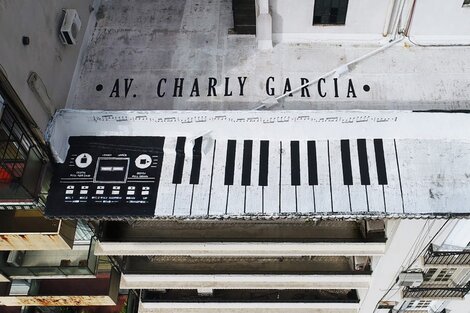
[224,140,236,185]
[357,139,370,185]
[172,137,186,184]
[374,139,388,185]
[241,140,253,186]
[290,141,301,186]
[189,137,203,184]
[307,141,318,185]
[259,141,269,186]
[340,140,353,185]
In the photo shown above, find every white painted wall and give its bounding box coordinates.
[0,0,94,131]
[270,0,470,44]
[409,0,470,44]
[270,0,392,42]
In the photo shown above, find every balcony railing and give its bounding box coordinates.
[0,105,49,206]
[0,239,98,279]
[424,245,470,267]
[403,281,470,299]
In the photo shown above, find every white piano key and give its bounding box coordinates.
[349,139,369,213]
[264,141,280,215]
[173,141,194,216]
[382,139,405,214]
[208,139,229,215]
[280,140,298,213]
[366,139,385,213]
[297,140,315,214]
[315,140,332,213]
[226,140,245,215]
[155,137,177,216]
[245,140,263,214]
[329,140,351,213]
[190,138,216,216]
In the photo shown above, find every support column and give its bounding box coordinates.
[256,0,272,50]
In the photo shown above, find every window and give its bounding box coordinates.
[435,268,455,282]
[0,98,48,205]
[406,300,432,310]
[313,0,349,25]
[423,268,457,287]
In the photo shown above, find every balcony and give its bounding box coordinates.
[119,255,371,290]
[422,245,470,268]
[138,289,359,313]
[0,267,120,306]
[97,220,386,257]
[0,239,98,279]
[402,281,470,300]
[0,209,76,250]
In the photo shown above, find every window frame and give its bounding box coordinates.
[312,0,349,26]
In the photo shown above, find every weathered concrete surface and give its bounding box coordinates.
[68,0,470,111]
[0,0,94,130]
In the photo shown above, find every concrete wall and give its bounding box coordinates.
[270,0,392,42]
[409,0,470,44]
[0,0,94,131]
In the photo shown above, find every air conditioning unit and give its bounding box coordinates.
[398,272,424,287]
[7,251,25,267]
[59,9,81,45]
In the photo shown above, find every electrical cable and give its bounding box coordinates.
[404,219,451,271]
[407,36,470,47]
[371,218,451,312]
[252,36,404,110]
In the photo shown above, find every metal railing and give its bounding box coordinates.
[403,281,470,299]
[424,245,470,266]
[0,105,48,206]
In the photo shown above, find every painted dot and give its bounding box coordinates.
[96,84,103,91]
[363,84,370,92]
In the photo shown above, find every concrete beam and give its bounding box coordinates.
[139,301,359,312]
[96,241,385,257]
[120,274,370,289]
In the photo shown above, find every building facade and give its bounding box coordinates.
[0,0,470,312]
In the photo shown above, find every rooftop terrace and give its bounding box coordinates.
[67,0,470,111]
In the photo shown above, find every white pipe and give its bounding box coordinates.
[253,36,404,110]
[383,0,398,36]
[391,0,407,39]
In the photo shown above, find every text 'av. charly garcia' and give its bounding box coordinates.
[102,77,370,98]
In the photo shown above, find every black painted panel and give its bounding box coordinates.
[45,136,165,218]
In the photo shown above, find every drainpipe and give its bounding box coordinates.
[404,0,417,36]
[390,0,407,39]
[256,0,273,50]
[383,0,398,36]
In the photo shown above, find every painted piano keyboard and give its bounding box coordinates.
[156,136,404,216]
[45,110,470,218]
